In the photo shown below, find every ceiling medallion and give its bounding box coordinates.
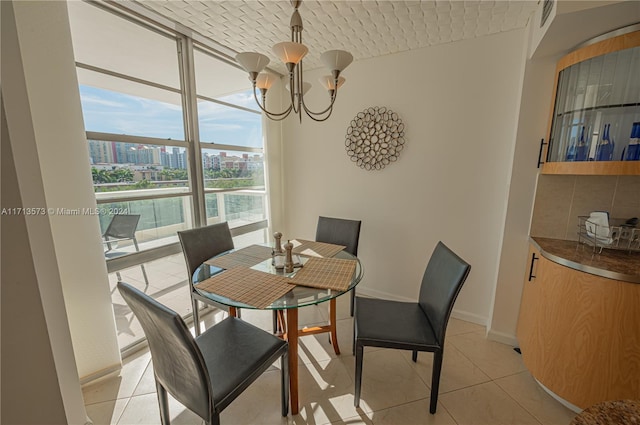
[345,107,405,170]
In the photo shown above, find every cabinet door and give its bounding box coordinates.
[541,30,640,175]
[516,244,545,373]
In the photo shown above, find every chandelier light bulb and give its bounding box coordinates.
[272,42,309,65]
[256,72,277,90]
[320,50,353,73]
[286,81,312,95]
[319,75,346,91]
[235,52,270,75]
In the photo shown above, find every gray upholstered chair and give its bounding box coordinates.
[178,222,235,336]
[315,216,362,317]
[354,241,471,414]
[118,281,289,425]
[103,214,149,287]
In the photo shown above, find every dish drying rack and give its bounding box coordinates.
[577,216,640,253]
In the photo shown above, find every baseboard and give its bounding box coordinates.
[357,287,489,329]
[487,328,519,346]
[450,310,487,327]
[79,363,121,386]
[356,287,414,302]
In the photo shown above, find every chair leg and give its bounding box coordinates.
[192,297,201,337]
[156,380,171,425]
[350,289,355,317]
[206,413,220,425]
[354,343,364,407]
[281,351,289,417]
[430,350,443,414]
[116,271,122,282]
[329,298,340,355]
[140,264,150,288]
[412,350,418,362]
[352,318,356,356]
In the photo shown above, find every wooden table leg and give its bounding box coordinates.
[286,308,299,415]
[229,306,238,318]
[329,298,340,355]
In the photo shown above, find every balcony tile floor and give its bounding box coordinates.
[85,289,579,425]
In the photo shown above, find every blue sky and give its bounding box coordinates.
[79,85,263,148]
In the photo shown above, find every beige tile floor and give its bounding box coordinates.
[84,293,579,425]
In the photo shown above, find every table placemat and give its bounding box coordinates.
[204,244,273,269]
[196,267,293,309]
[289,257,357,292]
[291,239,346,258]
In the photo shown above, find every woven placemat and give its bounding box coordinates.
[196,267,293,309]
[289,257,357,292]
[292,239,346,258]
[205,244,273,269]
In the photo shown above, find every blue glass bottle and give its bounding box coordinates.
[575,126,589,161]
[625,122,639,161]
[596,123,614,161]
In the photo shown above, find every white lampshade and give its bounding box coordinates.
[272,42,308,65]
[286,81,312,95]
[320,50,353,72]
[319,75,346,90]
[256,73,277,90]
[235,52,270,74]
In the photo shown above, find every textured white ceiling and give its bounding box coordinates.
[137,1,538,74]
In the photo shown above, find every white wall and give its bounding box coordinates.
[280,29,528,325]
[6,0,121,381]
[487,54,559,345]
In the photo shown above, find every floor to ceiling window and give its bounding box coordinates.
[67,1,269,352]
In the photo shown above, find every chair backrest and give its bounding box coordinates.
[315,216,362,256]
[178,222,235,283]
[117,282,212,420]
[104,214,141,239]
[418,241,471,345]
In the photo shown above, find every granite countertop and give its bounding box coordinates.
[531,237,640,284]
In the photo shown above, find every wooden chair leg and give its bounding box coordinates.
[156,380,171,425]
[430,350,443,414]
[354,343,364,407]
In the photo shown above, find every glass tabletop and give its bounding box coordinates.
[192,249,363,310]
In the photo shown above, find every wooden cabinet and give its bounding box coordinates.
[516,243,640,409]
[541,28,640,175]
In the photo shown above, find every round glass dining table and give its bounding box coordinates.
[192,249,363,415]
[192,250,363,310]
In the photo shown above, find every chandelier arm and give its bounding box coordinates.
[300,90,338,117]
[251,85,292,117]
[265,107,294,122]
[302,103,333,122]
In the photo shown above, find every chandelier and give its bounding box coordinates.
[235,0,353,122]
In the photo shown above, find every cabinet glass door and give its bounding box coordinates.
[548,46,640,162]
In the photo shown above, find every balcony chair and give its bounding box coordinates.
[117,281,289,425]
[354,241,471,414]
[178,222,236,336]
[103,214,149,288]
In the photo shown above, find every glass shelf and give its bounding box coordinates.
[547,45,640,164]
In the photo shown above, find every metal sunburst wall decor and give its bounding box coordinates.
[345,106,405,170]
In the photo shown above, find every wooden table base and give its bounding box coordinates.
[280,298,341,415]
